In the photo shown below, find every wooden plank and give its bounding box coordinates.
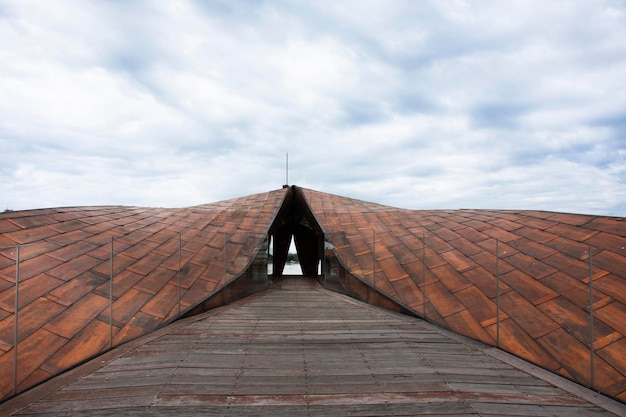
[482,227,520,243]
[515,226,559,244]
[516,215,559,230]
[440,249,478,273]
[3,277,623,417]
[444,309,495,345]
[509,237,558,259]
[47,272,108,307]
[431,263,473,294]
[46,240,98,261]
[133,266,176,295]
[425,234,454,253]
[376,255,406,282]
[498,291,559,339]
[46,254,103,281]
[597,337,626,377]
[189,245,221,267]
[127,252,168,276]
[0,251,14,271]
[543,252,594,280]
[454,226,490,243]
[97,288,153,328]
[0,255,64,282]
[2,225,59,245]
[461,266,511,299]
[595,301,626,337]
[488,218,523,232]
[538,297,615,346]
[594,273,626,305]
[546,223,598,241]
[455,286,502,327]
[93,268,143,299]
[42,319,113,375]
[43,293,109,339]
[123,240,161,260]
[91,253,135,276]
[140,283,178,319]
[547,213,595,227]
[14,329,67,390]
[46,219,89,234]
[0,297,65,345]
[499,269,558,305]
[424,281,466,318]
[449,237,484,257]
[0,219,20,234]
[541,271,611,310]
[505,252,558,280]
[485,318,560,371]
[390,276,423,308]
[591,250,626,277]
[538,328,624,396]
[468,251,515,278]
[0,273,64,311]
[112,312,162,346]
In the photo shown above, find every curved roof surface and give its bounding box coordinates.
[0,188,287,400]
[0,186,625,405]
[2,277,624,416]
[303,188,626,403]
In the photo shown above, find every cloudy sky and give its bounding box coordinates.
[1,0,625,216]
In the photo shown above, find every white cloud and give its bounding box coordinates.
[0,0,624,216]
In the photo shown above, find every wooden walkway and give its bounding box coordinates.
[2,277,624,416]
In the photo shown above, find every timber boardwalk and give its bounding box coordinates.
[2,276,624,416]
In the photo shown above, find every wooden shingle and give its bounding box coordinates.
[540,271,610,310]
[43,293,109,339]
[0,297,65,345]
[0,255,64,282]
[498,291,559,339]
[499,269,558,305]
[1,186,625,406]
[505,252,558,280]
[0,273,63,311]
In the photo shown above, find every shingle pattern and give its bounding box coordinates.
[0,188,286,401]
[1,185,625,405]
[303,188,626,403]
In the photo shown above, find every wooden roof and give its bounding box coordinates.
[1,185,625,406]
[0,188,287,401]
[302,187,626,404]
[2,277,624,416]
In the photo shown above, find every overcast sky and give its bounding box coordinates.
[1,1,625,216]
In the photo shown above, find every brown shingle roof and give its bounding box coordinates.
[302,187,626,403]
[1,185,625,405]
[0,189,287,400]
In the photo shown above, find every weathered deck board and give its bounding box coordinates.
[2,277,624,416]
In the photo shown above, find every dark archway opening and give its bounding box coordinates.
[269,186,324,277]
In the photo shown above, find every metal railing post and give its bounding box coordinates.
[109,237,114,349]
[496,239,500,348]
[422,234,426,320]
[589,246,595,388]
[372,229,376,289]
[224,234,228,284]
[13,245,20,396]
[344,266,347,296]
[178,233,182,317]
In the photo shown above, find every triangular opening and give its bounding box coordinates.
[268,186,324,277]
[269,236,302,275]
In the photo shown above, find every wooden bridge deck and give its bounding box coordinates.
[2,277,624,416]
